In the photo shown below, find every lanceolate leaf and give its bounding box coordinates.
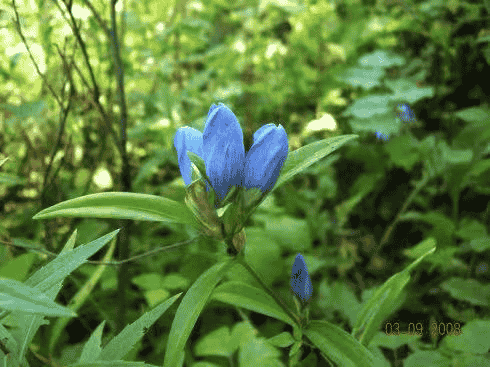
[164,259,235,367]
[304,320,379,367]
[352,245,436,346]
[32,192,198,226]
[273,135,358,192]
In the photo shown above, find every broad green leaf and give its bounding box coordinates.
[359,50,404,68]
[97,293,182,361]
[304,320,378,367]
[273,135,358,192]
[352,245,436,346]
[211,281,295,326]
[339,67,384,90]
[343,96,391,119]
[385,78,434,103]
[440,278,490,307]
[32,192,198,226]
[0,278,76,317]
[164,259,235,367]
[443,320,490,354]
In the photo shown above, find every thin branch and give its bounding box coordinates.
[375,170,431,254]
[59,0,122,155]
[0,236,202,266]
[11,0,63,108]
[81,0,111,38]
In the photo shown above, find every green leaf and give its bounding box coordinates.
[273,135,358,192]
[187,151,209,184]
[352,245,436,346]
[164,259,235,367]
[194,325,233,357]
[26,230,119,293]
[304,320,379,367]
[32,192,198,226]
[0,278,76,317]
[211,281,295,326]
[96,293,182,361]
[440,278,490,307]
[385,78,434,103]
[1,230,117,366]
[66,362,159,367]
[77,321,106,363]
[443,320,490,354]
[339,67,384,90]
[49,235,118,351]
[343,95,391,119]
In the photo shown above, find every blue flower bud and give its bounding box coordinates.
[174,127,204,186]
[396,103,416,123]
[202,103,245,202]
[244,124,288,193]
[290,253,313,302]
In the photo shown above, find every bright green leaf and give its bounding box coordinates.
[352,245,436,346]
[32,192,198,226]
[304,320,379,367]
[164,259,235,367]
[211,281,295,326]
[273,135,358,192]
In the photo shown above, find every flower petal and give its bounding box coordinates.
[202,103,245,201]
[174,127,203,186]
[244,124,288,192]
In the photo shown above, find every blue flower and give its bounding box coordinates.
[244,123,288,192]
[202,104,245,201]
[290,253,313,302]
[174,103,288,202]
[396,103,416,123]
[375,131,391,141]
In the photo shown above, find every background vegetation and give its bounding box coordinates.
[1,0,490,366]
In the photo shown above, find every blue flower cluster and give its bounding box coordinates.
[174,103,288,203]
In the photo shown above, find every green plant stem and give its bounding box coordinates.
[376,170,430,254]
[235,251,301,327]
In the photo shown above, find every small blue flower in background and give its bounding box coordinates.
[174,103,288,202]
[290,253,313,302]
[395,103,416,123]
[375,131,391,141]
